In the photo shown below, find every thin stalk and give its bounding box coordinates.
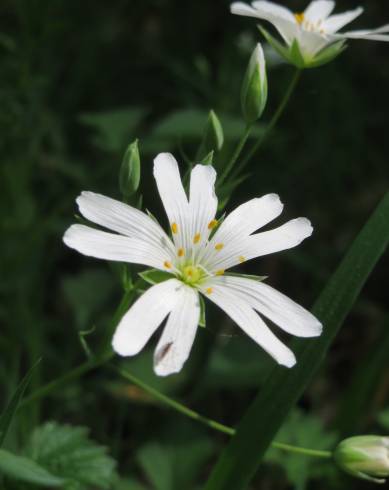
[218,124,252,186]
[20,280,143,409]
[232,69,301,179]
[112,364,332,459]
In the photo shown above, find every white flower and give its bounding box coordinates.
[63,153,322,376]
[231,1,389,64]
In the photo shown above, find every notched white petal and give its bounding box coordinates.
[112,279,182,357]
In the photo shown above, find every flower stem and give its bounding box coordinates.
[231,68,301,179]
[112,364,332,459]
[218,123,253,186]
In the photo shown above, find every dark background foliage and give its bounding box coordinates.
[1,1,388,488]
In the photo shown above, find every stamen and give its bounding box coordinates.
[215,269,224,276]
[177,248,185,257]
[238,256,246,263]
[193,233,201,244]
[171,222,178,234]
[208,219,218,230]
[294,12,304,24]
[205,287,213,295]
[215,243,224,251]
[164,260,173,269]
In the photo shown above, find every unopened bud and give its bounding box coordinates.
[241,43,267,123]
[334,436,389,484]
[119,139,140,199]
[197,110,224,160]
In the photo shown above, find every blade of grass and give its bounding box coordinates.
[0,359,41,447]
[205,192,389,490]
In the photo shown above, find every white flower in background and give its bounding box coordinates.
[63,153,322,376]
[231,1,389,67]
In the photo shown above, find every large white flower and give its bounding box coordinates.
[63,153,322,376]
[231,1,389,65]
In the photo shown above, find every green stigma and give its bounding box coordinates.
[181,265,203,285]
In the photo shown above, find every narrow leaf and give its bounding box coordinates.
[0,359,40,447]
[205,192,389,490]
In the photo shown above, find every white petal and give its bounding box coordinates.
[304,1,335,23]
[323,7,363,33]
[251,1,295,23]
[210,275,322,337]
[153,153,190,249]
[295,29,332,57]
[232,1,298,45]
[201,284,296,367]
[340,24,389,41]
[112,279,183,356]
[76,191,175,254]
[154,286,200,376]
[206,217,313,272]
[63,224,174,270]
[189,164,217,250]
[200,194,283,265]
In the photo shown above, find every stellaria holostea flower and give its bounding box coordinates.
[231,1,389,67]
[63,153,322,376]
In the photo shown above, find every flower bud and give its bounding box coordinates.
[119,139,140,199]
[241,43,268,123]
[197,110,224,160]
[334,436,389,484]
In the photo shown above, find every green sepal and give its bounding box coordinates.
[138,269,173,286]
[241,44,268,123]
[305,40,347,68]
[289,39,306,69]
[202,150,214,165]
[259,27,293,64]
[199,295,206,328]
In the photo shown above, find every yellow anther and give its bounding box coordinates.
[177,248,185,257]
[238,256,246,263]
[205,287,213,295]
[215,269,224,276]
[208,219,218,230]
[171,222,178,234]
[164,260,173,269]
[215,243,224,251]
[193,233,201,244]
[294,12,304,24]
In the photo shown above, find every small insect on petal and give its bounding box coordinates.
[208,219,218,230]
[215,243,224,251]
[155,342,173,364]
[171,222,178,234]
[193,233,201,244]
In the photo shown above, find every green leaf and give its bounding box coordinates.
[0,448,64,487]
[138,269,173,286]
[204,192,389,490]
[266,409,337,490]
[0,359,40,447]
[25,422,117,489]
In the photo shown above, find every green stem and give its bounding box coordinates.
[112,364,332,459]
[232,68,301,179]
[20,281,143,409]
[218,124,252,186]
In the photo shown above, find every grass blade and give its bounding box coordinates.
[0,359,41,447]
[204,192,389,490]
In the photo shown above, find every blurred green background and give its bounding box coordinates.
[1,0,388,489]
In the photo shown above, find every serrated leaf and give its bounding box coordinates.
[138,269,173,286]
[0,359,40,447]
[25,422,117,489]
[0,448,64,487]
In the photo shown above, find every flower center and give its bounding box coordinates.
[181,265,203,285]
